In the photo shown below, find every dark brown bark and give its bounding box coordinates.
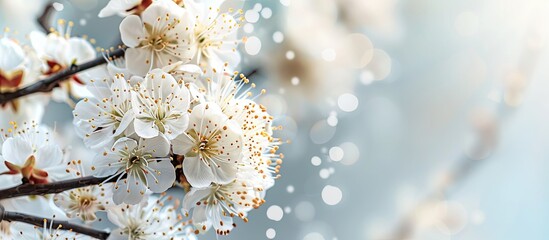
[1,206,109,239]
[0,48,125,105]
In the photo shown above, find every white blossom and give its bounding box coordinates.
[12,221,92,240]
[119,1,195,76]
[29,20,96,102]
[91,136,175,204]
[0,122,67,186]
[186,0,242,75]
[99,0,151,18]
[73,73,134,149]
[181,73,283,235]
[161,61,202,84]
[0,34,47,130]
[182,168,266,235]
[107,196,197,240]
[192,72,282,187]
[172,102,243,188]
[53,160,114,222]
[0,196,71,239]
[223,99,281,190]
[131,68,190,140]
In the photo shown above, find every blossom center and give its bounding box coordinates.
[0,69,24,92]
[127,155,147,170]
[1,156,49,184]
[199,140,208,151]
[79,196,95,209]
[123,224,146,239]
[190,130,220,161]
[149,36,167,51]
[44,60,83,84]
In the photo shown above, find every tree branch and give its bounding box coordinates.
[0,205,109,239]
[0,48,125,105]
[0,175,118,200]
[37,2,55,32]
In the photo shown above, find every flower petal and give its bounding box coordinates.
[99,0,141,18]
[34,144,63,169]
[1,137,32,165]
[140,135,170,157]
[119,15,145,47]
[133,118,160,139]
[182,187,210,211]
[183,156,215,188]
[112,177,147,205]
[145,160,175,192]
[171,132,194,155]
[64,37,96,65]
[191,205,212,233]
[125,48,152,76]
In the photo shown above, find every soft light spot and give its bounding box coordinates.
[341,33,373,68]
[284,206,292,213]
[280,0,291,6]
[266,228,276,239]
[243,23,254,33]
[329,146,344,161]
[273,31,284,43]
[266,205,284,221]
[53,2,64,11]
[340,142,360,165]
[327,115,338,126]
[286,185,295,193]
[322,185,342,205]
[253,3,263,11]
[245,10,260,23]
[311,156,322,166]
[319,169,330,179]
[360,71,375,85]
[304,232,325,240]
[286,50,295,60]
[261,8,273,19]
[245,36,262,55]
[338,93,359,112]
[366,49,392,81]
[291,76,300,85]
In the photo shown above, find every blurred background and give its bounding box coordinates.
[2,0,549,239]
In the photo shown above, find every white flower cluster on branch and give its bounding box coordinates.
[0,0,283,239]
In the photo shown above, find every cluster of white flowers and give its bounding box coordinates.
[0,0,282,238]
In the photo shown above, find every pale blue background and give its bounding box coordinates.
[2,0,549,239]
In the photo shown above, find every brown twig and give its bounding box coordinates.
[0,205,109,239]
[0,48,125,105]
[0,175,118,200]
[37,2,55,32]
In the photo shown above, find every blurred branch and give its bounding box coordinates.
[37,2,55,32]
[0,48,125,105]
[380,23,542,240]
[0,175,118,200]
[382,155,483,240]
[0,205,109,239]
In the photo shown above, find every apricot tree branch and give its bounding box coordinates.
[0,48,125,105]
[0,175,118,200]
[0,205,110,239]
